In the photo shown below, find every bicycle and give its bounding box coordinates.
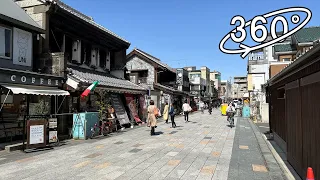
[227,111,235,127]
[90,120,112,138]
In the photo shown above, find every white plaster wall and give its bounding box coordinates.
[252,74,265,90]
[260,103,269,123]
[126,56,155,84]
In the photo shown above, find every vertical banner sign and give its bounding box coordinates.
[110,94,130,125]
[13,27,32,67]
[124,94,142,123]
[139,95,147,121]
[48,118,58,143]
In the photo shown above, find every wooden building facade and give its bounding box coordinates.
[266,41,320,178]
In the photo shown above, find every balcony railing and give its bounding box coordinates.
[248,53,265,60]
[248,59,269,65]
[234,79,247,83]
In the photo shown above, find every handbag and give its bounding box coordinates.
[153,107,159,116]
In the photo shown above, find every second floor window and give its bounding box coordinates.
[283,58,291,62]
[0,26,12,59]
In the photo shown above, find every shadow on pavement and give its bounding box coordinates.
[226,124,235,128]
[154,131,164,135]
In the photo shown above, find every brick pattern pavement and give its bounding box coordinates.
[0,110,284,180]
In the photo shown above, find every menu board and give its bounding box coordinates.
[26,119,47,149]
[29,125,44,144]
[49,131,58,143]
[110,94,130,125]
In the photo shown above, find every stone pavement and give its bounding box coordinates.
[0,110,285,180]
[228,117,285,180]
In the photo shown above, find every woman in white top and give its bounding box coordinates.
[199,101,204,114]
[182,100,191,122]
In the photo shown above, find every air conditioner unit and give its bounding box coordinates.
[72,40,81,63]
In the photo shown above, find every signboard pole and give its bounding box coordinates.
[22,94,29,152]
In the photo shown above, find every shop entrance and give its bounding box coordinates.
[0,84,69,150]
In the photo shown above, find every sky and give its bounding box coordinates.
[63,0,320,80]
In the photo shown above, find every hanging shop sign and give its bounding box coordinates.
[110,94,130,125]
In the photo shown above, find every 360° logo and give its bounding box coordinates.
[219,7,312,58]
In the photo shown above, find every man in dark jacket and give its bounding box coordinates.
[169,103,176,128]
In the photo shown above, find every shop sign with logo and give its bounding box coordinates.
[0,69,64,87]
[13,27,32,67]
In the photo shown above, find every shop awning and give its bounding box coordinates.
[2,84,70,96]
[67,68,147,94]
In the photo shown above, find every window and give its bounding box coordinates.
[277,88,285,99]
[0,26,12,58]
[99,49,106,68]
[283,58,291,62]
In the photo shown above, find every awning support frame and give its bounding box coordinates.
[0,90,11,113]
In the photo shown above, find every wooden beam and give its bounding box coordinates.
[55,9,129,48]
[50,18,118,51]
[50,13,125,50]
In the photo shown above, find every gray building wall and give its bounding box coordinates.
[126,56,155,85]
[0,57,33,71]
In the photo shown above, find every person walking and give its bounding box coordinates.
[199,100,204,114]
[182,100,191,122]
[169,103,176,128]
[163,102,169,124]
[147,100,158,136]
[208,102,213,114]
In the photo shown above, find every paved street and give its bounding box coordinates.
[0,110,285,180]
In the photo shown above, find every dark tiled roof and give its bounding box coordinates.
[131,49,176,73]
[68,68,146,91]
[154,83,176,92]
[294,26,320,43]
[53,0,130,45]
[274,44,297,52]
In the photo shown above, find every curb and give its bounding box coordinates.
[247,118,289,180]
[261,134,297,180]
